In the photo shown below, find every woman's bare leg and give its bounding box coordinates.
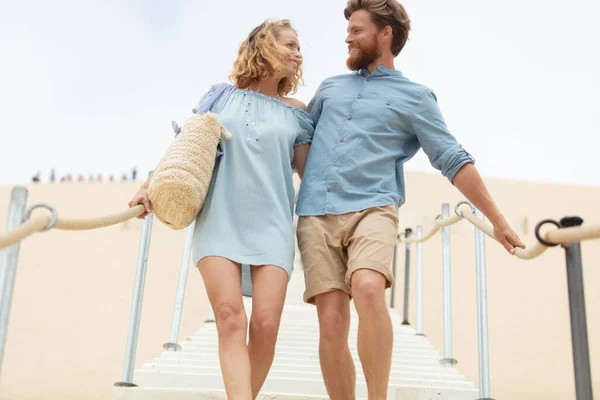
[198,256,251,400]
[247,265,288,398]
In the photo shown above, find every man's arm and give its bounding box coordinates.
[307,80,328,126]
[453,163,525,254]
[411,89,525,254]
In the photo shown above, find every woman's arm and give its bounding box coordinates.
[128,176,153,219]
[293,144,310,179]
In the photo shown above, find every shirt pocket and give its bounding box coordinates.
[378,98,412,134]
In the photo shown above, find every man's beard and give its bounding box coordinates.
[346,36,380,71]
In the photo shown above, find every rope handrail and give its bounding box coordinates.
[1,190,596,397]
[0,204,145,251]
[3,199,599,256]
[394,202,596,399]
[398,203,600,260]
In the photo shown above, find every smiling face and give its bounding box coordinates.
[230,19,304,96]
[276,29,302,79]
[343,0,412,62]
[345,9,382,71]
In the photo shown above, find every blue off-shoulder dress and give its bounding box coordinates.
[191,86,314,295]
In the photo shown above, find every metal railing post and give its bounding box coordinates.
[440,203,457,367]
[390,241,398,309]
[474,209,493,399]
[560,217,593,400]
[415,225,424,336]
[0,187,28,375]
[205,307,216,323]
[402,228,412,325]
[115,193,154,387]
[164,220,196,352]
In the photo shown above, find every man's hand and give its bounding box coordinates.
[492,220,526,255]
[453,163,526,255]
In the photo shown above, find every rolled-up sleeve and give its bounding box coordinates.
[411,89,475,183]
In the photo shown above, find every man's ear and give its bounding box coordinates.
[382,25,393,39]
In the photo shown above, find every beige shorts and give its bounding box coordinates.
[297,205,399,304]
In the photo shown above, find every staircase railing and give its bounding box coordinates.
[0,186,598,400]
[0,186,145,381]
[391,201,598,400]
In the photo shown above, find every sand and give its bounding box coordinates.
[0,173,597,399]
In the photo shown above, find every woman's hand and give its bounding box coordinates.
[128,179,153,219]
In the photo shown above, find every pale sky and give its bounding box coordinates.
[1,0,598,187]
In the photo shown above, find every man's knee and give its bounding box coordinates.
[351,269,387,311]
[316,291,351,343]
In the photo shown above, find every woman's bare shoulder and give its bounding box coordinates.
[281,97,307,111]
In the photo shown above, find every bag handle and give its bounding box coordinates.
[172,84,236,136]
[193,83,235,115]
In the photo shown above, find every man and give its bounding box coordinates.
[295,1,526,399]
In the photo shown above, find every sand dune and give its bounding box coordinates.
[0,173,598,399]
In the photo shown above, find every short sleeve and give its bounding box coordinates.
[293,109,315,146]
[172,84,219,137]
[191,84,218,114]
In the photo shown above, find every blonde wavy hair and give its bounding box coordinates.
[229,19,303,96]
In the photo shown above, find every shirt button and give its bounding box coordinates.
[347,115,352,120]
[367,77,371,81]
[332,162,337,167]
[357,95,361,99]
[327,188,332,192]
[386,100,391,105]
[339,138,345,143]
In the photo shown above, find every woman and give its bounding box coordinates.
[129,19,313,399]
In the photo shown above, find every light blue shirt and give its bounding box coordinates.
[296,66,475,216]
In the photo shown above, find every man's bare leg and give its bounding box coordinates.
[315,290,356,400]
[351,269,393,400]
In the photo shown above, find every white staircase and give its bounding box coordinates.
[112,268,478,400]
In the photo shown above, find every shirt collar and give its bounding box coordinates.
[359,65,403,78]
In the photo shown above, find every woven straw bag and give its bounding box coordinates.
[148,113,232,229]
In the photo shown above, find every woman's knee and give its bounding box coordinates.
[214,303,247,337]
[249,312,281,345]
